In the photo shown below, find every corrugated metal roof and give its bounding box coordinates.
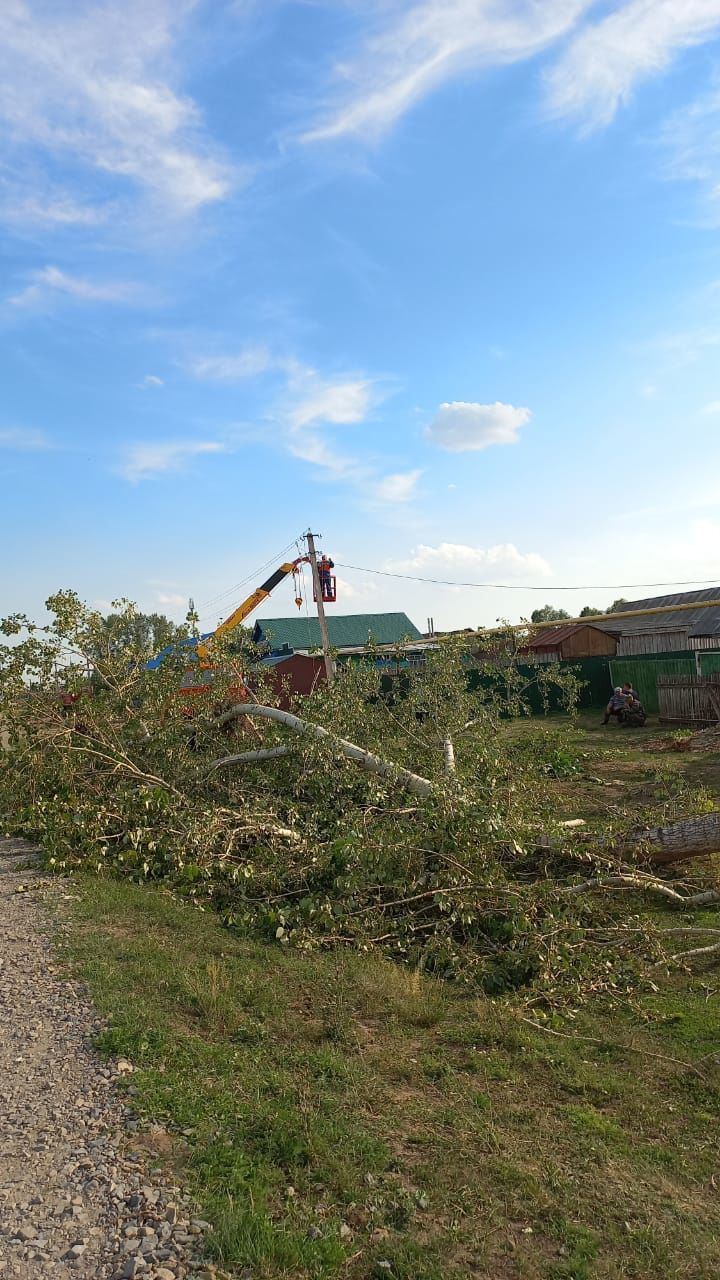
[252,612,422,653]
[593,587,720,638]
[259,653,324,667]
[614,588,720,610]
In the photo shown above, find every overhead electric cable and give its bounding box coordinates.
[195,536,302,621]
[335,563,720,592]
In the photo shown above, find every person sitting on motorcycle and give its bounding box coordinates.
[603,687,628,725]
[621,691,647,727]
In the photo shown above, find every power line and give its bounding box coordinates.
[195,537,302,621]
[335,563,720,593]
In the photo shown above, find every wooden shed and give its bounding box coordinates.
[253,653,326,709]
[523,623,618,662]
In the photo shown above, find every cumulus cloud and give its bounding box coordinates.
[0,426,51,450]
[390,541,552,578]
[425,401,531,452]
[0,0,233,222]
[121,439,226,482]
[372,469,423,503]
[545,0,720,130]
[10,265,138,308]
[302,0,591,143]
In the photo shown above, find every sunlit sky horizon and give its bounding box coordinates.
[2,0,720,635]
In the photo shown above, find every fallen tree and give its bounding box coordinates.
[213,701,717,870]
[216,702,435,797]
[215,701,717,870]
[213,704,720,868]
[1,591,718,1000]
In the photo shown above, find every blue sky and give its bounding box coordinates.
[2,0,720,634]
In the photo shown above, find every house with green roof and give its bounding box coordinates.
[252,612,422,655]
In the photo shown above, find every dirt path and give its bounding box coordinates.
[0,839,211,1280]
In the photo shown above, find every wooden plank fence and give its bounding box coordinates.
[657,673,720,726]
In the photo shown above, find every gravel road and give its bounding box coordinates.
[0,838,214,1280]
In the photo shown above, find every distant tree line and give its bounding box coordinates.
[530,599,628,625]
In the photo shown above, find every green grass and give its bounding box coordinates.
[59,720,720,1279]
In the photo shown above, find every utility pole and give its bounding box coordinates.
[305,530,335,686]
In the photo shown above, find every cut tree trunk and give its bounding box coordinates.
[619,811,720,865]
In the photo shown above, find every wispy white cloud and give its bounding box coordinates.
[657,83,720,220]
[186,342,383,484]
[157,591,186,606]
[276,363,380,483]
[389,541,551,578]
[0,425,51,450]
[425,400,531,451]
[287,430,361,478]
[188,346,274,381]
[301,0,592,143]
[188,346,375,428]
[640,327,720,366]
[702,399,720,414]
[0,190,107,228]
[10,265,139,308]
[142,374,165,388]
[545,1,720,131]
[287,375,374,430]
[121,439,226,482]
[372,469,423,503]
[187,341,413,501]
[0,0,233,222]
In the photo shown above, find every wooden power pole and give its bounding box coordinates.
[306,530,335,686]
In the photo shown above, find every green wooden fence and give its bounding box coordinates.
[610,655,698,714]
[391,650,720,717]
[699,651,720,677]
[609,651,720,712]
[468,656,612,713]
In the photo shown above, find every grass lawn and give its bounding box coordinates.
[62,717,720,1280]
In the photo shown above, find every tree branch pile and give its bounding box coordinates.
[1,593,718,1001]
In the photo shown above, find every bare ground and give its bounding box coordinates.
[0,839,211,1280]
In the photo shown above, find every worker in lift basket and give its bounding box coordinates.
[318,554,335,600]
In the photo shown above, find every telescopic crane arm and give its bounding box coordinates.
[196,557,309,661]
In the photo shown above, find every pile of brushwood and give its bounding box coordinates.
[1,591,719,1003]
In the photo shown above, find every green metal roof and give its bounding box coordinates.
[252,612,422,653]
